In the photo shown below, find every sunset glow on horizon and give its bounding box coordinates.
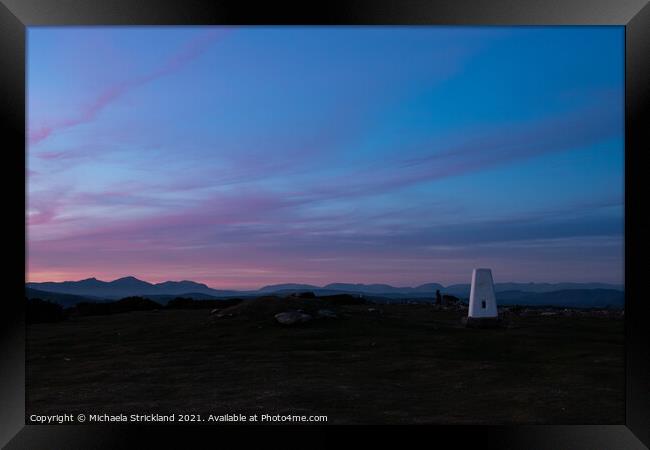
[27,26,624,290]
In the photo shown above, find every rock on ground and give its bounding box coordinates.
[317,309,337,318]
[274,311,312,325]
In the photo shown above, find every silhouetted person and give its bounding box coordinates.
[436,289,442,305]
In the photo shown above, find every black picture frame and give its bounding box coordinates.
[1,0,648,448]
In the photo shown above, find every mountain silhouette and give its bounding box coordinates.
[27,276,238,299]
[258,283,320,292]
[442,282,624,297]
[322,283,446,294]
[493,289,624,308]
[26,276,624,306]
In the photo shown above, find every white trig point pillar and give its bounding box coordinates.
[468,268,498,319]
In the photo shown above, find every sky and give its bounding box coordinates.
[26,26,624,289]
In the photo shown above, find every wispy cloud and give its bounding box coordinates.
[29,29,228,146]
[299,92,623,203]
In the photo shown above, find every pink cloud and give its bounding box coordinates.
[36,149,91,161]
[29,126,53,144]
[27,208,58,226]
[29,29,229,146]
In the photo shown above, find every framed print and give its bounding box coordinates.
[1,0,648,448]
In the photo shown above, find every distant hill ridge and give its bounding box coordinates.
[27,277,241,299]
[27,276,623,304]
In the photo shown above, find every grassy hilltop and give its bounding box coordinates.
[27,295,624,424]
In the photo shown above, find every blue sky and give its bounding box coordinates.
[27,26,624,288]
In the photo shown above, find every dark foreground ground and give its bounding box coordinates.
[27,300,624,424]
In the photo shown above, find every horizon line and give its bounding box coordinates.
[25,275,626,291]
